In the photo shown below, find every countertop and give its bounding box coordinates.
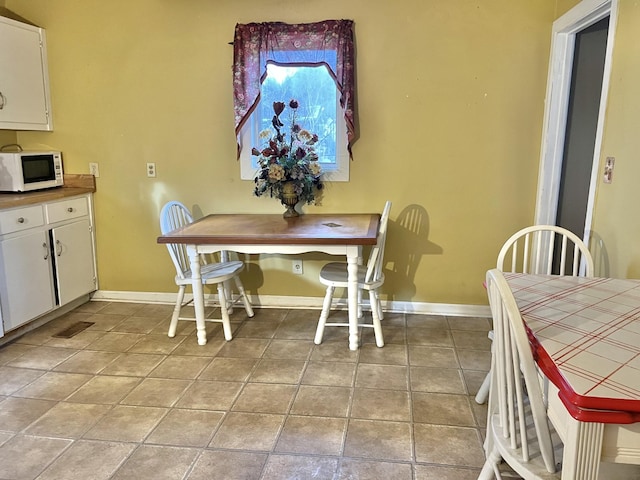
[0,174,96,210]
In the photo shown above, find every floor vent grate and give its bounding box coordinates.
[52,321,95,338]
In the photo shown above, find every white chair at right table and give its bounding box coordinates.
[314,201,392,348]
[475,225,594,405]
[479,268,563,479]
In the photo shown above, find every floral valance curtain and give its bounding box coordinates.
[232,20,355,157]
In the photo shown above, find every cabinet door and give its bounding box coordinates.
[0,16,52,130]
[51,219,96,306]
[0,229,55,331]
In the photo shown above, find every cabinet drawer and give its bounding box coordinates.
[45,197,89,223]
[0,205,45,234]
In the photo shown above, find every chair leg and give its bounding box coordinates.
[220,252,233,314]
[478,445,502,480]
[377,295,384,321]
[315,285,335,345]
[168,285,186,337]
[369,290,384,348]
[223,279,234,314]
[475,331,495,404]
[233,276,254,317]
[217,283,233,341]
[475,370,491,404]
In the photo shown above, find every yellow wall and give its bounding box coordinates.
[4,0,558,306]
[0,130,16,148]
[554,0,582,17]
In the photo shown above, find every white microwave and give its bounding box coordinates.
[0,151,64,192]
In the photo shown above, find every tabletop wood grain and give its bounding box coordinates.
[157,213,380,246]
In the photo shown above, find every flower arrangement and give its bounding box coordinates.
[252,99,323,210]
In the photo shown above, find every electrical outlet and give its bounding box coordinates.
[603,156,615,183]
[292,259,303,275]
[147,162,156,178]
[89,162,100,177]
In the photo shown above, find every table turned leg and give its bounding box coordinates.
[347,255,359,351]
[188,246,208,345]
[562,418,604,480]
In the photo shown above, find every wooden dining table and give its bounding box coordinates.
[157,213,380,350]
[504,273,640,479]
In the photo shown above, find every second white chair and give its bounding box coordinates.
[160,201,254,342]
[314,201,392,348]
[475,224,594,404]
[479,269,563,479]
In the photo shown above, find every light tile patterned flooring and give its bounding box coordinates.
[0,302,492,480]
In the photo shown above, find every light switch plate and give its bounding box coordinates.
[604,156,615,183]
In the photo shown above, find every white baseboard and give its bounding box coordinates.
[91,290,491,318]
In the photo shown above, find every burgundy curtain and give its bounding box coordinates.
[233,20,355,158]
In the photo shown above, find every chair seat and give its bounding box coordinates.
[319,262,385,290]
[176,260,245,286]
[485,404,563,480]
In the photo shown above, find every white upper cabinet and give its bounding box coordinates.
[0,15,53,131]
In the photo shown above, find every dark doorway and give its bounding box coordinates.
[554,16,609,272]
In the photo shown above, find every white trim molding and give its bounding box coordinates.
[91,290,491,318]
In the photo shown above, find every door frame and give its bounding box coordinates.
[534,0,618,245]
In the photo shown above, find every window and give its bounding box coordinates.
[233,21,355,182]
[239,63,349,181]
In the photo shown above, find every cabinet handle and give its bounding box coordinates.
[56,239,62,256]
[43,242,49,260]
[0,91,5,110]
[67,207,74,213]
[17,217,25,224]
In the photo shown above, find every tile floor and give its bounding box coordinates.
[0,301,493,480]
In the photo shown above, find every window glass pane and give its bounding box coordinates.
[256,63,338,168]
[240,55,349,182]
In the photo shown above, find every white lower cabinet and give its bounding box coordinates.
[0,194,96,336]
[51,218,95,305]
[0,229,56,331]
